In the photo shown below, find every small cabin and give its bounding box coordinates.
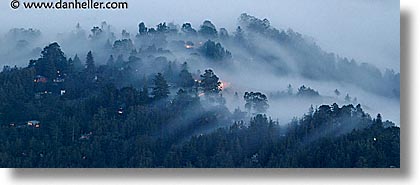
[35,91,52,99]
[117,107,124,115]
[53,77,65,83]
[27,120,40,128]
[34,75,48,83]
[79,132,93,140]
[185,41,195,49]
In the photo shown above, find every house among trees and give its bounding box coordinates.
[27,120,41,128]
[185,41,194,49]
[33,75,48,83]
[79,132,93,140]
[8,120,41,129]
[35,90,52,99]
[117,107,124,115]
[53,77,65,83]
[60,89,66,96]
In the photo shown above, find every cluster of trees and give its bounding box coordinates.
[244,92,269,113]
[167,108,399,168]
[270,85,360,107]
[5,28,42,44]
[199,40,232,61]
[296,85,320,97]
[0,28,43,68]
[270,84,320,99]
[0,42,222,122]
[0,42,233,167]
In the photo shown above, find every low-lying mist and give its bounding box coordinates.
[0,13,400,126]
[215,66,400,125]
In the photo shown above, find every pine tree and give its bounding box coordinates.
[138,22,147,36]
[334,89,341,97]
[72,54,83,72]
[345,93,351,102]
[139,76,150,104]
[178,62,195,89]
[152,73,170,100]
[287,84,293,95]
[107,55,115,66]
[85,51,95,74]
[234,26,245,42]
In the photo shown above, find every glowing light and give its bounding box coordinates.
[118,108,124,115]
[219,81,230,90]
[185,45,194,49]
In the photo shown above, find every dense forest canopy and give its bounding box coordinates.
[0,13,399,168]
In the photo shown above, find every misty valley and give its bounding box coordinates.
[0,14,399,168]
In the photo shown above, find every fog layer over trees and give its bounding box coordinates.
[0,13,399,168]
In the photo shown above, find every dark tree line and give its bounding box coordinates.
[166,105,399,168]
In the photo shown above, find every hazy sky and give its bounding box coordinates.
[0,0,399,71]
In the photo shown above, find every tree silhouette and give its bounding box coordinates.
[244,92,269,113]
[200,69,221,95]
[85,51,95,74]
[152,73,170,100]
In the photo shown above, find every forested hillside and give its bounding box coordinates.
[0,14,399,168]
